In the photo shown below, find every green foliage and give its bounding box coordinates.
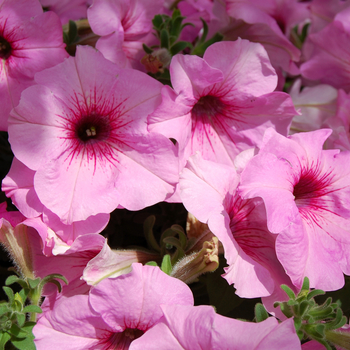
[0,273,68,349]
[275,277,348,350]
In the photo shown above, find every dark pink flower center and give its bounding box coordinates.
[0,37,12,60]
[75,113,110,143]
[293,165,335,221]
[192,95,226,123]
[105,328,144,349]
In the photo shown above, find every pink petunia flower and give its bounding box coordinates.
[239,128,350,291]
[33,263,194,349]
[301,7,350,92]
[87,0,164,70]
[8,45,179,224]
[131,304,302,350]
[0,0,68,130]
[224,0,301,76]
[149,39,297,168]
[180,153,294,299]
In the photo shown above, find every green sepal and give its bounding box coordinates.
[145,261,158,267]
[254,303,269,323]
[169,15,184,39]
[27,278,41,289]
[160,254,172,275]
[197,18,209,44]
[294,317,302,332]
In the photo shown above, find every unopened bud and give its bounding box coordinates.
[171,237,219,284]
[0,219,35,280]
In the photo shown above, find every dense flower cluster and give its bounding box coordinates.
[1,0,350,349]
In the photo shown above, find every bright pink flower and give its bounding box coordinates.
[239,128,350,291]
[0,0,68,130]
[131,304,301,350]
[33,263,194,349]
[87,0,164,70]
[8,45,178,224]
[180,153,294,299]
[39,0,88,25]
[244,0,310,36]
[301,7,350,92]
[149,39,296,167]
[224,0,301,75]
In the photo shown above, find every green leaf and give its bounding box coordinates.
[160,254,172,275]
[169,15,184,39]
[3,287,14,304]
[15,313,26,328]
[160,29,169,49]
[5,276,20,286]
[7,324,28,339]
[170,41,192,56]
[301,277,310,293]
[22,305,42,314]
[307,289,325,300]
[198,18,209,44]
[145,261,158,267]
[254,303,269,322]
[281,284,296,300]
[152,15,163,30]
[171,9,181,20]
[18,289,29,304]
[11,324,36,350]
[0,304,11,316]
[0,332,11,350]
[192,32,223,57]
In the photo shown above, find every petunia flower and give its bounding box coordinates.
[301,7,350,92]
[130,304,302,350]
[239,128,350,291]
[180,153,294,299]
[87,0,164,70]
[0,0,68,130]
[8,45,179,224]
[33,263,194,349]
[149,39,297,168]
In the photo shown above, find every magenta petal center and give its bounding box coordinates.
[0,36,12,60]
